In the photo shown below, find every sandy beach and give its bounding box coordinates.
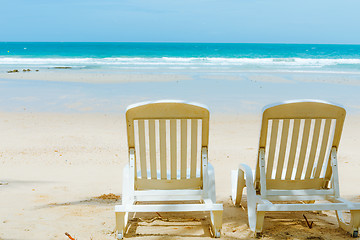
[1,110,359,240]
[1,43,360,240]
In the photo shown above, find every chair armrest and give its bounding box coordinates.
[238,163,257,200]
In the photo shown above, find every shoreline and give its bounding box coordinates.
[1,70,360,114]
[1,67,360,83]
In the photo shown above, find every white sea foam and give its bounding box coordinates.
[1,57,360,68]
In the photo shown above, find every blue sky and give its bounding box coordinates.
[1,0,359,43]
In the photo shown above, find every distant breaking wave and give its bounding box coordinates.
[1,57,360,70]
[2,57,360,65]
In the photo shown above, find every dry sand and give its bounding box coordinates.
[0,112,360,240]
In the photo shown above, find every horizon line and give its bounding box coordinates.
[1,41,360,45]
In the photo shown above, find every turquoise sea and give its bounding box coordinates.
[1,42,360,113]
[1,42,360,73]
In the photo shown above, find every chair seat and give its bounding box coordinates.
[116,203,223,213]
[258,202,360,212]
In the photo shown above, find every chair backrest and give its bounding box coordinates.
[126,100,209,190]
[255,100,346,192]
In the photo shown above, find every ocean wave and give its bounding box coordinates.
[1,57,360,67]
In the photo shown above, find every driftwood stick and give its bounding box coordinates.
[303,214,313,229]
[65,232,76,240]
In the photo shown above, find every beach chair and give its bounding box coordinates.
[115,100,223,239]
[231,99,360,237]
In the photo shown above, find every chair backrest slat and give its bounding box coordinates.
[295,119,311,180]
[149,120,157,179]
[257,100,346,191]
[126,101,209,190]
[266,119,279,179]
[275,119,290,179]
[191,119,198,178]
[285,119,301,180]
[138,119,147,179]
[314,119,332,178]
[181,119,188,179]
[170,119,177,179]
[159,119,167,179]
[304,119,322,179]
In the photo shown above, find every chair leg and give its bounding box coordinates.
[255,211,265,234]
[210,210,223,238]
[206,163,217,203]
[115,212,128,239]
[231,169,246,206]
[247,199,266,234]
[336,210,360,237]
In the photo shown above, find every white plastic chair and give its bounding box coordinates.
[231,99,360,237]
[115,100,223,239]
